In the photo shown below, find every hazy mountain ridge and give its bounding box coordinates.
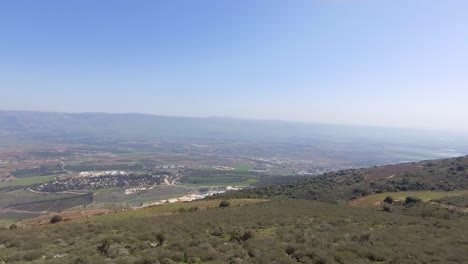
[0,110,463,142]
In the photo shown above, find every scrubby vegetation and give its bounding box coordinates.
[50,215,63,224]
[383,196,394,204]
[433,194,468,208]
[405,196,422,204]
[219,200,230,208]
[1,156,468,263]
[215,156,468,203]
[1,200,468,264]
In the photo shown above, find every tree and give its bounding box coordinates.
[405,196,421,204]
[219,200,230,208]
[383,196,394,204]
[155,233,165,246]
[50,215,63,224]
[97,238,111,255]
[242,230,256,241]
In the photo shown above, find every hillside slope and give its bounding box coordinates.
[216,155,468,203]
[1,199,467,264]
[1,157,468,263]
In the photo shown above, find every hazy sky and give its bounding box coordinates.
[1,0,467,132]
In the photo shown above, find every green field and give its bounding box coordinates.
[0,175,57,188]
[0,189,78,209]
[0,219,15,226]
[234,165,253,172]
[9,194,93,212]
[0,212,41,222]
[181,170,259,187]
[350,190,468,208]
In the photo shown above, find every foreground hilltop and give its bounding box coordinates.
[1,156,468,263]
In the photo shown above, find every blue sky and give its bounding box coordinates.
[1,0,467,132]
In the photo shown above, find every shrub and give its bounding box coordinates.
[22,250,44,261]
[242,230,256,241]
[74,257,87,264]
[285,245,296,255]
[383,205,391,212]
[160,258,177,264]
[352,188,370,196]
[219,200,230,208]
[188,206,200,212]
[405,196,422,204]
[155,233,165,246]
[9,224,17,230]
[383,196,394,204]
[97,238,111,255]
[456,166,465,172]
[351,232,373,243]
[50,215,63,224]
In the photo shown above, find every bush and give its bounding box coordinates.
[22,250,44,261]
[383,205,391,212]
[97,238,111,255]
[242,230,256,241]
[50,215,63,224]
[160,258,177,264]
[285,245,296,255]
[9,224,17,230]
[456,166,465,172]
[383,196,394,204]
[219,200,230,208]
[405,196,422,204]
[155,233,165,246]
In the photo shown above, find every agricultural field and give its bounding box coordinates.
[0,175,57,188]
[234,165,253,172]
[0,189,81,209]
[8,194,93,212]
[179,169,259,187]
[0,212,40,222]
[0,188,92,222]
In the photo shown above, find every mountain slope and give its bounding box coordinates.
[1,156,468,263]
[1,199,467,264]
[215,155,468,203]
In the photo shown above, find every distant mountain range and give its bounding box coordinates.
[0,110,466,144]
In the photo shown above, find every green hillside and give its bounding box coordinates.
[1,156,468,263]
[215,156,468,203]
[1,199,467,264]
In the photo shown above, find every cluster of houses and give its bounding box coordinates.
[78,170,127,177]
[154,165,184,169]
[33,172,176,192]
